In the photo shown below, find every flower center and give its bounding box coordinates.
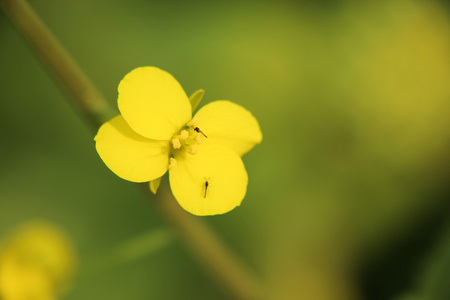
[170,116,207,157]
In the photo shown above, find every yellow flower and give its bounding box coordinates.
[95,67,262,216]
[0,221,76,300]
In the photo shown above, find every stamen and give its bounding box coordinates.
[180,130,189,140]
[170,120,207,156]
[168,157,177,169]
[188,145,198,155]
[187,116,199,127]
[171,138,181,149]
[194,135,203,144]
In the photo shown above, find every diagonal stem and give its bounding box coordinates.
[0,0,115,129]
[0,0,265,299]
[152,186,264,300]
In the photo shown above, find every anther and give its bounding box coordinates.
[171,138,181,149]
[168,157,177,169]
[187,116,199,127]
[180,130,189,140]
[194,135,203,144]
[188,145,198,155]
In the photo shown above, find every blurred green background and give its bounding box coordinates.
[1,0,450,299]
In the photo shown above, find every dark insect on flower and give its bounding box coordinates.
[194,127,208,138]
[204,181,209,198]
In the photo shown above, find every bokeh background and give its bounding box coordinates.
[1,0,450,299]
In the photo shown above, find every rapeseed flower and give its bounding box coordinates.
[95,67,262,216]
[0,221,76,300]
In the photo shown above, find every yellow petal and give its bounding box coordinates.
[118,67,192,140]
[95,116,169,182]
[150,177,162,194]
[193,101,262,156]
[189,89,204,112]
[169,143,248,216]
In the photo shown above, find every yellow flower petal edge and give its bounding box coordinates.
[118,67,192,140]
[169,143,248,216]
[189,89,205,112]
[193,100,262,156]
[95,116,170,182]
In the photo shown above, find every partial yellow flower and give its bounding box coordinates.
[95,67,262,216]
[0,221,76,300]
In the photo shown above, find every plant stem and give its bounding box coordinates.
[0,1,265,299]
[0,0,115,128]
[154,186,264,300]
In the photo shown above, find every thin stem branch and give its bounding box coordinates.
[154,186,264,300]
[0,0,115,128]
[0,1,265,299]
